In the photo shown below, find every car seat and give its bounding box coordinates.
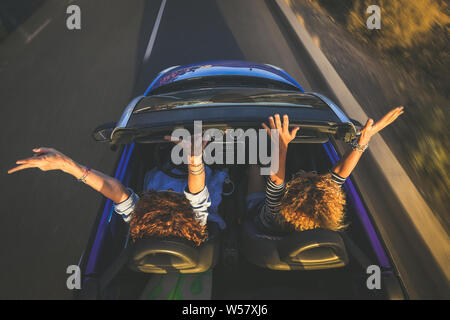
[128,222,220,273]
[240,219,348,270]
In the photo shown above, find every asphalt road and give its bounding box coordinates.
[0,0,331,299]
[0,0,447,300]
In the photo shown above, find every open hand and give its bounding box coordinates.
[8,147,71,174]
[164,133,210,165]
[262,114,299,151]
[359,106,404,146]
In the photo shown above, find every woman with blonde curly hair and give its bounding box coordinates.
[247,107,404,234]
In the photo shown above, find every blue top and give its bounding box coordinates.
[113,166,228,229]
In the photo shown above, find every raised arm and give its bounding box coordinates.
[7,147,130,204]
[262,114,299,185]
[164,133,209,194]
[186,133,209,194]
[332,106,404,178]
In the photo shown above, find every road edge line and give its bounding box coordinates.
[143,0,167,63]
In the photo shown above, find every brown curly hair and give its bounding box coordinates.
[129,190,208,246]
[276,172,346,232]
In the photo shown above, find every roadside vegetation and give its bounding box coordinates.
[309,0,449,227]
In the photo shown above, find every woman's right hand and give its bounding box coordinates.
[7,147,74,174]
[262,114,299,152]
[164,133,210,165]
[8,147,131,204]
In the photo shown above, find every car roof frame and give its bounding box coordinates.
[110,88,356,146]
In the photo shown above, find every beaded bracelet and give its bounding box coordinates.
[78,166,91,183]
[351,140,368,153]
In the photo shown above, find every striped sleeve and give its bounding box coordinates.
[113,188,139,222]
[184,186,211,227]
[258,178,286,229]
[330,170,346,186]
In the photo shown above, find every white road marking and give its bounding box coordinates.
[25,18,51,44]
[275,0,450,281]
[143,0,167,62]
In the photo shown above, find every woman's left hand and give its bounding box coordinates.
[359,106,404,146]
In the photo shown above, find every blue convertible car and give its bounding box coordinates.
[77,61,405,299]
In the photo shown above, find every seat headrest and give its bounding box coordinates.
[128,222,220,273]
[277,228,348,268]
[129,238,199,272]
[241,220,348,270]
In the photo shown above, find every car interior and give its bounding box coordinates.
[95,137,386,300]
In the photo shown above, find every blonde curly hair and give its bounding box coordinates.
[276,172,347,232]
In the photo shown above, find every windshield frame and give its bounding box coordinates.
[110,88,356,146]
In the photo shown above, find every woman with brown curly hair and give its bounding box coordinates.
[247,107,404,234]
[7,134,222,246]
[129,189,208,246]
